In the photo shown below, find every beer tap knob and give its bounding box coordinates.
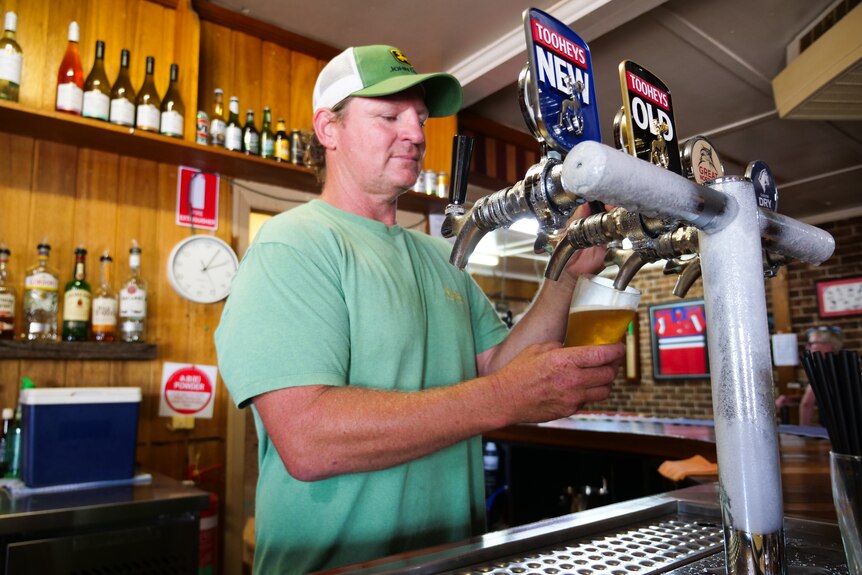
[448,134,473,210]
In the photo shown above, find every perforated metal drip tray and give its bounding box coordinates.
[320,488,848,575]
[444,514,723,575]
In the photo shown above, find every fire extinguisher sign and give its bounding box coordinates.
[159,362,218,418]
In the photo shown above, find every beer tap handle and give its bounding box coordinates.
[448,134,474,207]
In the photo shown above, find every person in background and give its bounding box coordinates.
[215,44,625,574]
[776,326,844,426]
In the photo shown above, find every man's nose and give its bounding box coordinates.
[401,112,426,144]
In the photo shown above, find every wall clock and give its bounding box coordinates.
[167,235,239,303]
[817,277,862,318]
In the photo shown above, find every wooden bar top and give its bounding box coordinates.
[485,414,835,521]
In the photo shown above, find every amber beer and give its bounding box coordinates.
[566,305,635,346]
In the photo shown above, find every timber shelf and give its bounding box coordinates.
[0,340,157,361]
[0,100,447,214]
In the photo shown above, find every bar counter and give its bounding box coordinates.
[316,415,843,575]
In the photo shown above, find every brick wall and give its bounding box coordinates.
[594,215,862,419]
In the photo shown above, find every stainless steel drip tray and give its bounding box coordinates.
[321,487,848,575]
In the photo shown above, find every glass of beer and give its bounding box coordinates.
[566,274,640,346]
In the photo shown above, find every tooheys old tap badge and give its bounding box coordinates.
[522,8,601,155]
[615,61,681,175]
[681,136,724,184]
[745,160,779,212]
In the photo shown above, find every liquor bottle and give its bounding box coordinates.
[109,48,136,127]
[22,243,59,341]
[56,21,84,115]
[160,63,184,138]
[0,12,22,102]
[0,245,14,339]
[224,96,242,152]
[91,251,117,342]
[0,408,12,476]
[4,377,34,480]
[119,243,147,343]
[82,40,110,121]
[242,109,259,155]
[274,118,289,162]
[61,247,91,341]
[260,106,275,159]
[135,56,160,132]
[209,88,226,147]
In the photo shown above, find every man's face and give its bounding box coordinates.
[332,89,428,197]
[807,337,834,354]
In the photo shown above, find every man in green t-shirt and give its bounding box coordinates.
[215,44,625,575]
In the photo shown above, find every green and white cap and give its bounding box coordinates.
[313,45,463,117]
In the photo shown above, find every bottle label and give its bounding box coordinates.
[210,119,226,146]
[56,83,84,113]
[262,138,274,157]
[0,52,22,86]
[275,139,289,161]
[225,125,242,151]
[110,98,135,126]
[120,286,147,318]
[82,90,110,121]
[25,272,58,291]
[245,133,259,154]
[161,110,184,137]
[92,296,118,326]
[136,103,160,131]
[0,293,14,316]
[63,288,91,321]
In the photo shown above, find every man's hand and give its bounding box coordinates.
[488,341,625,424]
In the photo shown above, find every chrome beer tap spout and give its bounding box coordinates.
[444,145,582,270]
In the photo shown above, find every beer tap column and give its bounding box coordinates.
[698,176,784,574]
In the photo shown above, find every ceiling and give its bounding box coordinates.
[209,0,862,282]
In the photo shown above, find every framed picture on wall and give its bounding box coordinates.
[816,277,862,318]
[649,299,710,380]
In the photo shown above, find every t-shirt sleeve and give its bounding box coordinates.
[215,241,350,408]
[464,274,509,354]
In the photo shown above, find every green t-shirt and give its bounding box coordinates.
[215,200,508,574]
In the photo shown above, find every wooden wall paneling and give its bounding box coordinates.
[0,133,35,408]
[85,0,135,85]
[287,51,319,132]
[198,21,232,117]
[261,41,292,129]
[63,148,121,387]
[113,155,161,466]
[231,30,262,126]
[131,0,175,107]
[18,141,79,389]
[424,116,456,175]
[8,0,48,108]
[173,0,200,142]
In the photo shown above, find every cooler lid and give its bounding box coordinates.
[20,387,142,405]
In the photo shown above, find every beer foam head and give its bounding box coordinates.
[572,274,640,309]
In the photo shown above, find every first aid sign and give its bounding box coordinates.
[159,362,218,418]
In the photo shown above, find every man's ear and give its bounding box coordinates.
[313,108,339,150]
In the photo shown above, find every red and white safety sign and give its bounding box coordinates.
[159,362,218,419]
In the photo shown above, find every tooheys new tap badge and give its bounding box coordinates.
[522,8,601,155]
[616,61,682,175]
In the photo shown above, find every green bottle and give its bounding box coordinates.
[260,106,275,160]
[242,109,259,155]
[62,247,91,341]
[4,377,34,479]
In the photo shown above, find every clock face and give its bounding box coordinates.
[168,235,239,303]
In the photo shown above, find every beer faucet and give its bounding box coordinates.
[442,135,581,269]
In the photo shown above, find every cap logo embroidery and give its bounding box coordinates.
[390,49,412,66]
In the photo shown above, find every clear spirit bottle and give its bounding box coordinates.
[119,243,147,343]
[22,243,59,341]
[91,251,118,342]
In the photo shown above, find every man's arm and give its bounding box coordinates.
[255,341,624,481]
